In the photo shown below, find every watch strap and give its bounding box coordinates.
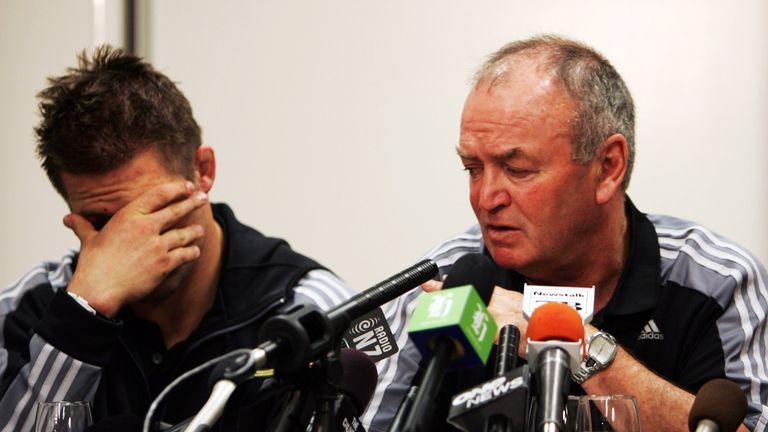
[572,360,596,384]
[571,331,617,384]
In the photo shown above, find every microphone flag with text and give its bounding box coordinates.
[340,307,399,363]
[399,253,498,432]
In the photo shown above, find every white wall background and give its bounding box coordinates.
[2,1,767,291]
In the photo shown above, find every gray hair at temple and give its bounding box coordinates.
[474,34,636,190]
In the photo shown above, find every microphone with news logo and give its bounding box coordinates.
[447,324,532,432]
[526,302,585,432]
[688,378,748,432]
[398,253,498,432]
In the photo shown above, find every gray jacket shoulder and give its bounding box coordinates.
[1,250,77,316]
[649,214,768,310]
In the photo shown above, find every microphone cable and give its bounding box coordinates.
[142,348,252,432]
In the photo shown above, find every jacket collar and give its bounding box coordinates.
[593,197,661,322]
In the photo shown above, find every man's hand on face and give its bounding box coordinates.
[419,281,529,359]
[64,181,208,318]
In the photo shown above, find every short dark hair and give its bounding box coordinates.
[35,45,202,197]
[475,35,636,189]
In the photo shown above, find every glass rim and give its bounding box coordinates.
[36,401,92,407]
[568,394,638,401]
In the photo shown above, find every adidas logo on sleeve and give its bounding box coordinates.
[638,319,665,340]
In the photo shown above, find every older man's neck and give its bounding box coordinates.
[526,206,630,312]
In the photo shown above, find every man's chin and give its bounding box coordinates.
[140,267,187,304]
[487,247,532,272]
[138,285,178,304]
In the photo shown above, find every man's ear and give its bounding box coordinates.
[194,146,216,193]
[595,134,628,205]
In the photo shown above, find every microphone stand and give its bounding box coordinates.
[388,385,418,432]
[401,337,455,432]
[269,379,311,432]
[270,348,344,432]
[310,350,343,432]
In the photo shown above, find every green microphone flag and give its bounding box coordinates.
[408,285,497,369]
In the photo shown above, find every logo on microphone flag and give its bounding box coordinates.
[341,308,399,362]
[408,285,497,369]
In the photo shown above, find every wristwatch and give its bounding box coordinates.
[572,331,617,384]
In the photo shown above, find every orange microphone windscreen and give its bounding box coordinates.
[527,302,585,342]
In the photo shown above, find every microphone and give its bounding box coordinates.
[527,302,585,432]
[261,258,439,374]
[494,324,521,376]
[328,260,440,336]
[407,253,496,368]
[488,324,522,432]
[401,253,498,432]
[330,348,379,432]
[179,260,437,432]
[688,378,748,432]
[447,324,531,432]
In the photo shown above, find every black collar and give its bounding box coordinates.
[487,196,661,323]
[592,197,661,324]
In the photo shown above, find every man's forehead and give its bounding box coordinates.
[61,178,132,215]
[60,149,182,212]
[456,143,541,164]
[461,78,575,136]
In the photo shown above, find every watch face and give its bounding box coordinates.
[590,334,616,365]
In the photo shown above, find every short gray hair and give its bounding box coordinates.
[475,35,636,189]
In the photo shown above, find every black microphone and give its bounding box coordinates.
[400,253,497,432]
[327,259,440,336]
[488,324,521,432]
[494,324,520,377]
[328,348,379,432]
[688,378,748,432]
[442,253,496,304]
[260,259,439,374]
[447,324,531,432]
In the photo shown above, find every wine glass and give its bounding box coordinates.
[34,401,93,432]
[570,395,641,432]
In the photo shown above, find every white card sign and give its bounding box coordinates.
[522,284,595,324]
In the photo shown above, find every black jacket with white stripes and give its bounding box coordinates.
[0,203,353,431]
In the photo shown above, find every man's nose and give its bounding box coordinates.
[477,170,511,212]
